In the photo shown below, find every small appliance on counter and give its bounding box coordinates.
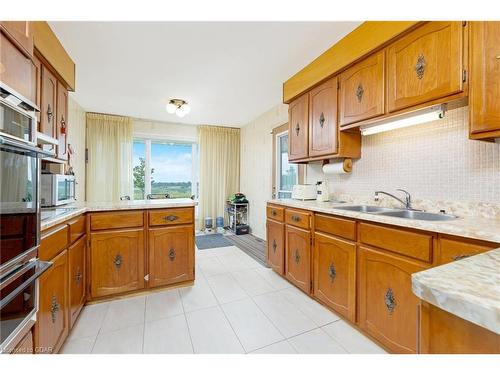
[292,184,317,200]
[40,173,76,207]
[316,180,330,202]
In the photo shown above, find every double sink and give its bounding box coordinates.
[334,205,457,221]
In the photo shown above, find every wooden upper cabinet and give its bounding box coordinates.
[0,21,33,57]
[90,229,145,298]
[358,246,425,354]
[40,65,57,139]
[56,81,68,160]
[68,235,86,328]
[387,21,464,112]
[285,225,311,293]
[339,51,385,126]
[266,219,285,275]
[308,77,338,157]
[288,93,309,161]
[469,21,500,138]
[313,232,356,322]
[148,225,194,288]
[36,249,69,354]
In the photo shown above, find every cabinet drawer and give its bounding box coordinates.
[285,209,311,230]
[314,214,356,241]
[149,208,193,226]
[90,211,144,231]
[69,215,86,244]
[438,237,495,265]
[266,205,284,222]
[40,224,69,261]
[359,222,433,262]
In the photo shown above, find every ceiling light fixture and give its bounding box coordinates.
[166,99,191,118]
[360,104,446,136]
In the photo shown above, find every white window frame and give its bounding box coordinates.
[275,130,298,199]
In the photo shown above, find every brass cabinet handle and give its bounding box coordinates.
[163,215,179,222]
[291,215,301,222]
[47,104,53,123]
[319,112,325,128]
[75,267,82,285]
[272,239,277,253]
[328,263,336,282]
[384,288,396,314]
[295,122,300,136]
[415,54,426,79]
[294,249,301,264]
[356,84,364,102]
[271,209,277,216]
[168,248,176,261]
[114,254,122,269]
[50,295,60,323]
[496,55,500,60]
[452,254,472,261]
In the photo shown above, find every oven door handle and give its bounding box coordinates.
[0,261,52,309]
[0,136,55,157]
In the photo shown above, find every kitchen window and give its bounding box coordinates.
[132,139,198,200]
[275,131,298,199]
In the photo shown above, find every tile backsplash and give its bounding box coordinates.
[307,106,500,218]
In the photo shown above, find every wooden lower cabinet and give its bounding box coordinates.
[148,225,194,288]
[90,229,145,298]
[12,330,33,354]
[313,232,356,322]
[358,246,426,354]
[68,235,86,328]
[36,249,69,354]
[266,219,285,274]
[285,225,311,293]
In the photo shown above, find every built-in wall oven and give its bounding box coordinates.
[0,82,53,353]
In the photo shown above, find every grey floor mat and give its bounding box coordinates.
[226,234,268,267]
[195,234,233,249]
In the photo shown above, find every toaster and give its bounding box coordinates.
[291,184,317,200]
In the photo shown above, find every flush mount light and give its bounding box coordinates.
[166,99,191,118]
[360,104,446,136]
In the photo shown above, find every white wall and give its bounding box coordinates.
[240,104,288,239]
[67,96,86,202]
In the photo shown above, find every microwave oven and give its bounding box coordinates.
[40,174,76,207]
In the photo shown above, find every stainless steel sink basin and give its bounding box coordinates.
[378,210,457,221]
[335,205,400,213]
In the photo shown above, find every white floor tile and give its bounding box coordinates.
[216,253,255,272]
[322,320,387,354]
[206,273,248,304]
[197,256,229,276]
[250,340,297,354]
[288,328,347,354]
[92,324,144,354]
[230,269,275,296]
[145,289,184,322]
[279,287,340,326]
[143,315,193,354]
[61,336,95,354]
[253,291,316,338]
[100,296,145,333]
[68,302,109,340]
[221,298,284,352]
[253,268,292,290]
[207,245,240,257]
[186,306,244,354]
[195,248,219,259]
[179,277,218,312]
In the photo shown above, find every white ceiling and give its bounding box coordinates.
[49,22,361,127]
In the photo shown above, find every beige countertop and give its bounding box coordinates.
[412,248,500,334]
[41,198,196,231]
[268,198,500,244]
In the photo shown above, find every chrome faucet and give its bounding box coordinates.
[374,189,415,210]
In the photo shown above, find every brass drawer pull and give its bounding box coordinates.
[50,295,60,323]
[415,54,426,79]
[384,288,396,314]
[75,268,82,285]
[272,239,277,253]
[291,215,301,222]
[319,112,325,128]
[271,209,277,216]
[163,215,179,222]
[356,84,364,102]
[328,263,336,282]
[452,254,472,261]
[168,248,176,261]
[114,254,122,269]
[294,249,301,264]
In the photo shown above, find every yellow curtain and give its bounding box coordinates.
[86,113,133,202]
[198,126,240,229]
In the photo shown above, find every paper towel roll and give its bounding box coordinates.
[322,159,352,175]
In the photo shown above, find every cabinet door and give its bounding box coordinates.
[90,229,145,298]
[148,225,194,288]
[308,77,338,157]
[469,21,500,136]
[266,219,285,275]
[339,51,385,126]
[0,21,33,57]
[387,22,464,112]
[68,235,86,328]
[56,81,68,160]
[285,225,311,293]
[40,65,57,140]
[358,246,425,354]
[32,54,42,125]
[36,249,69,354]
[288,93,309,161]
[313,232,356,322]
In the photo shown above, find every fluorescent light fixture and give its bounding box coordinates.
[360,105,446,136]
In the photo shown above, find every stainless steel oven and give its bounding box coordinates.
[40,174,76,207]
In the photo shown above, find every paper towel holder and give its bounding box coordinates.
[322,158,352,173]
